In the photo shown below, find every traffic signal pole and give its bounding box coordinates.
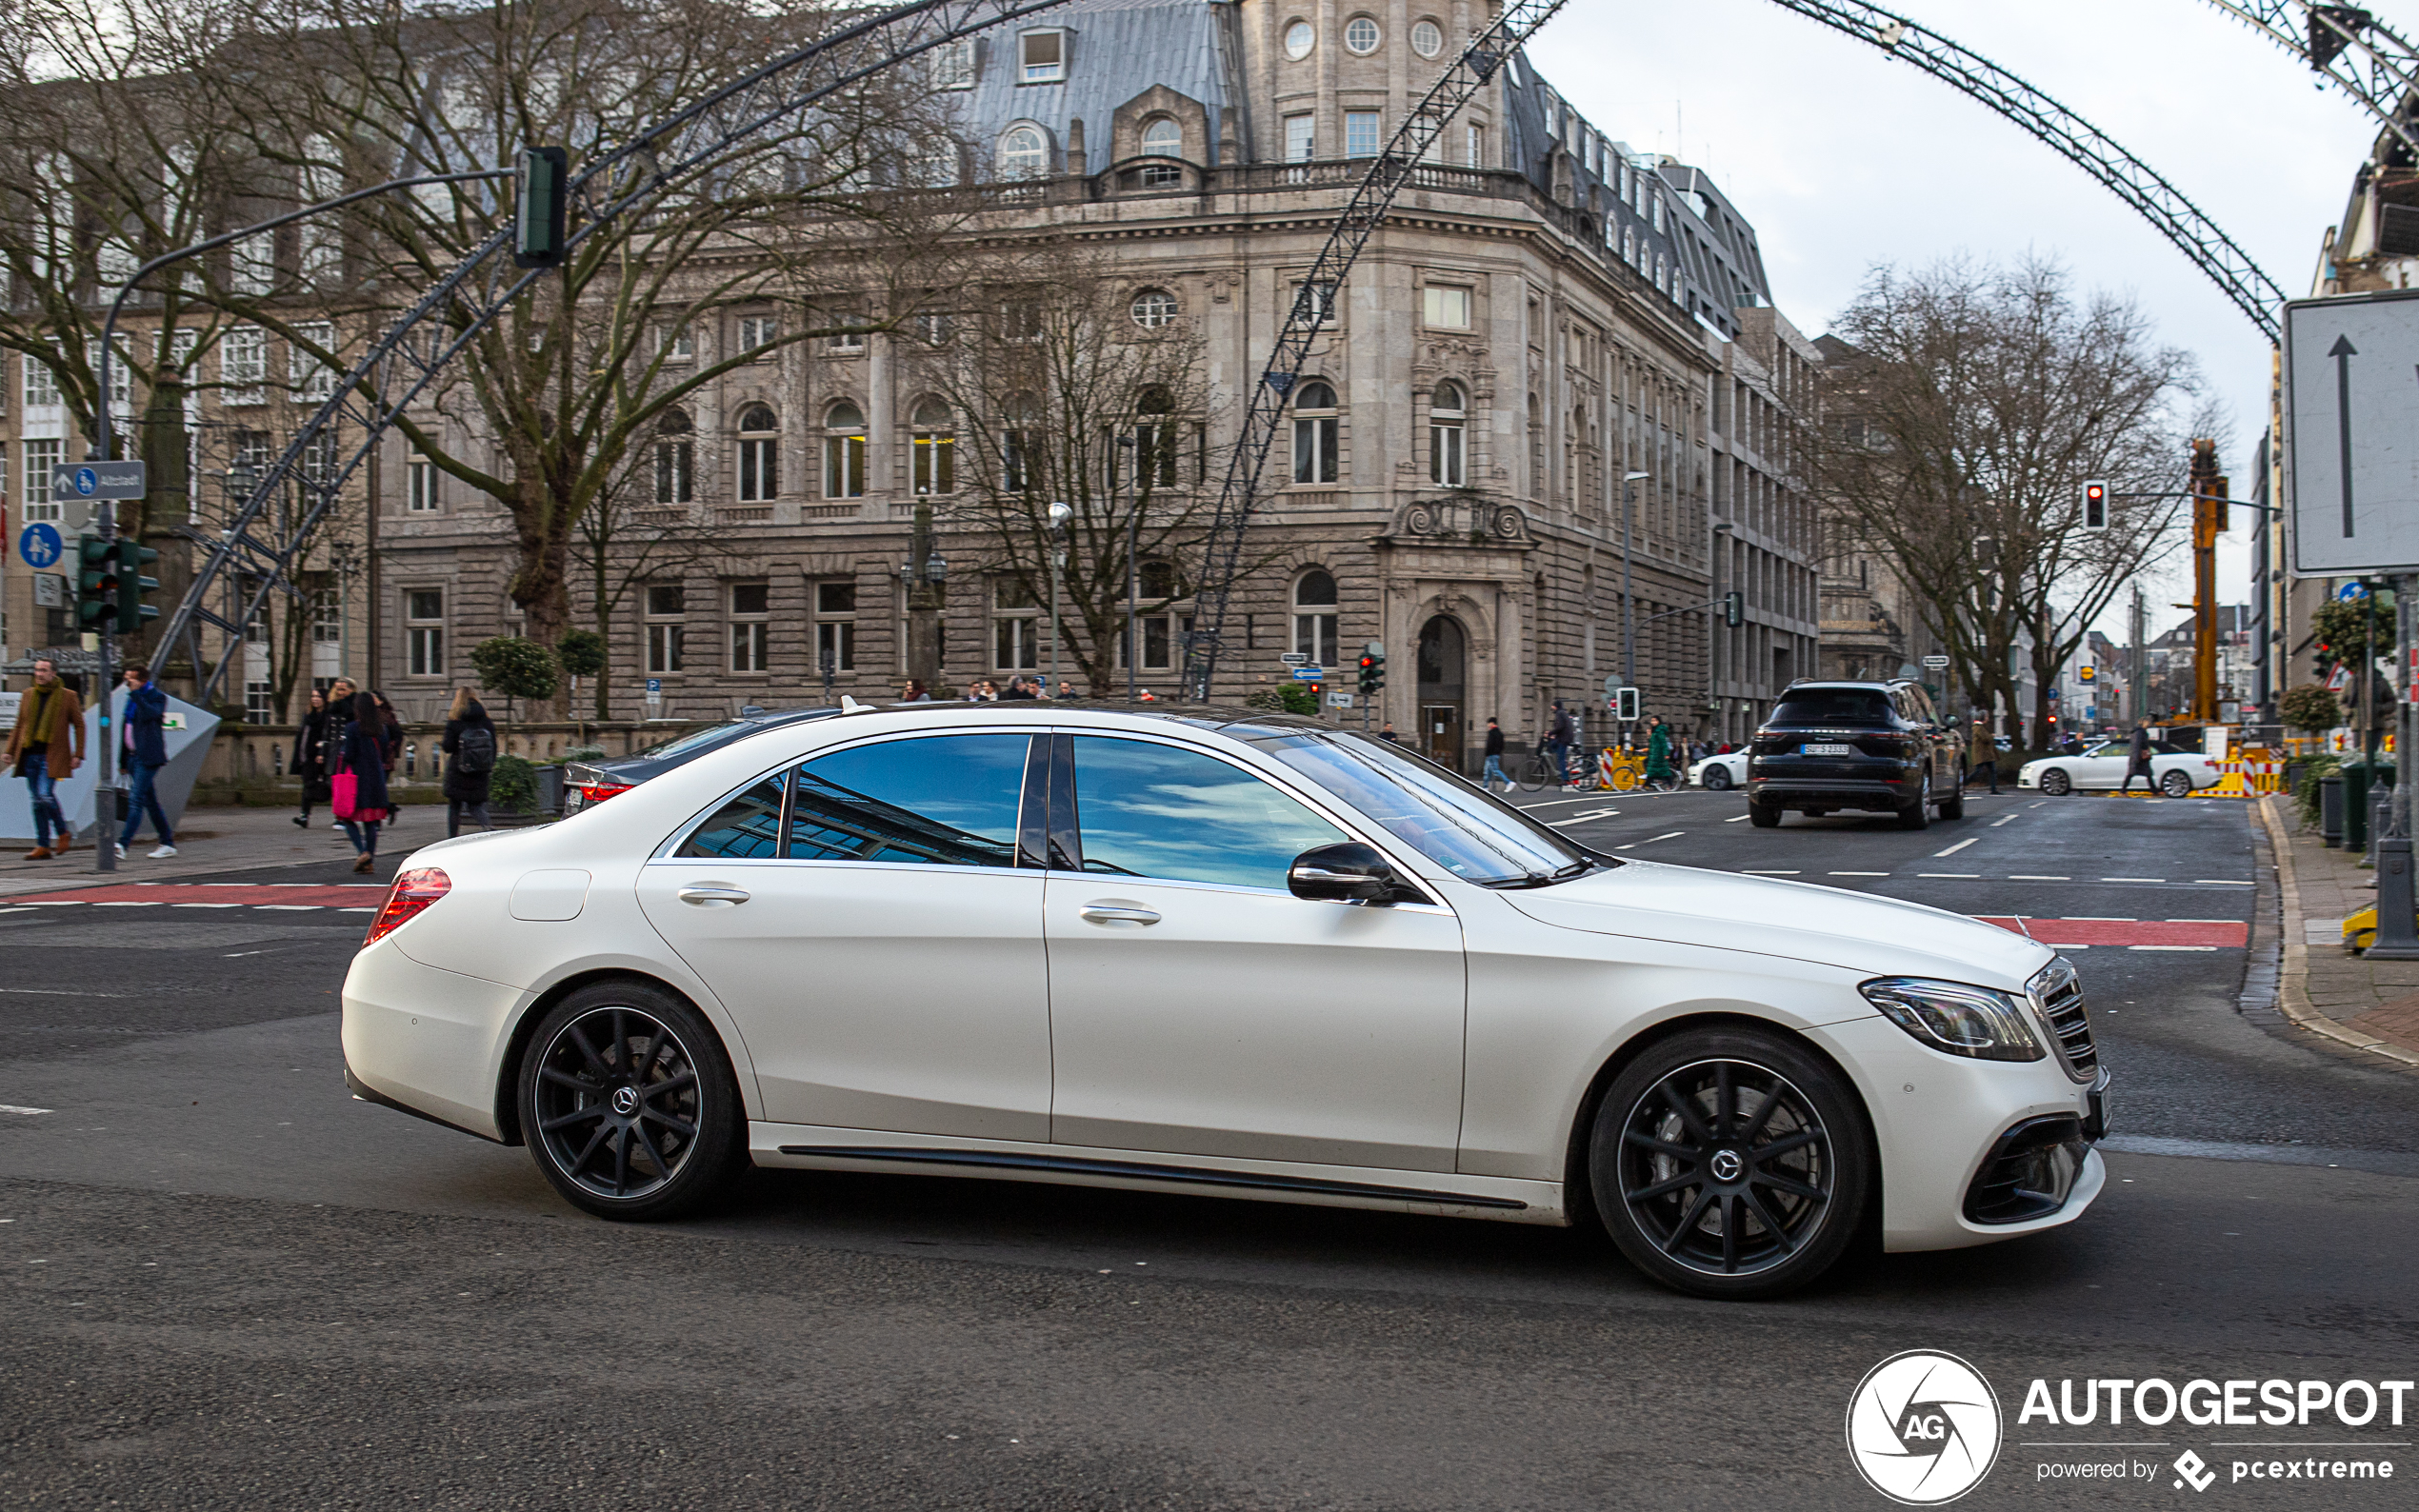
[2189,440,2226,726]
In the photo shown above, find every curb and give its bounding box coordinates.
[2254,794,2419,1070]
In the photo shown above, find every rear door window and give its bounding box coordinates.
[787,734,1032,867]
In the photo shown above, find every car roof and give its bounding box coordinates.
[829,699,1333,736]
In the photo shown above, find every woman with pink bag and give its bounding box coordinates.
[332,690,397,875]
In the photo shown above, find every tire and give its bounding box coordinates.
[1937,785,1965,820]
[1588,1026,1873,1299]
[1514,756,1548,794]
[516,979,747,1222]
[1703,766,1732,792]
[1748,802,1781,828]
[2160,769,2192,798]
[2041,768,2072,797]
[1894,772,1929,830]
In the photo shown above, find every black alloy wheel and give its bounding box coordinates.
[2160,769,2193,798]
[518,981,745,1221]
[1703,766,1732,791]
[2041,768,2072,796]
[1895,772,1929,829]
[1589,1028,1871,1298]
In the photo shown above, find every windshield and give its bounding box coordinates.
[1245,728,1598,886]
[1768,688,1894,727]
[633,719,753,762]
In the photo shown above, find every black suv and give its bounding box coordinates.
[1745,680,1967,829]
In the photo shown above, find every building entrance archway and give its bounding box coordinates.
[1417,615,1468,771]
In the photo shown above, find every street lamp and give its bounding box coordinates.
[1621,471,1650,686]
[1047,501,1071,696]
[1710,520,1734,740]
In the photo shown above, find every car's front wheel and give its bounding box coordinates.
[2160,769,2193,798]
[1589,1026,1872,1299]
[517,980,746,1221]
[1703,765,1733,791]
[2041,767,2072,797]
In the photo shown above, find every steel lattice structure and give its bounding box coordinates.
[146,0,1072,701]
[2202,1,2419,160]
[147,0,2356,707]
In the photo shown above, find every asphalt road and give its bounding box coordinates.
[1,797,2414,1510]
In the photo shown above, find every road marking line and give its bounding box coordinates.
[2101,877,2165,883]
[1724,814,1750,823]
[1989,815,2018,826]
[1919,872,1980,878]
[338,907,376,913]
[15,901,85,905]
[92,901,162,907]
[2009,875,2071,881]
[1614,844,1635,850]
[253,905,324,911]
[1740,868,1799,875]
[1830,871,1889,877]
[2194,880,2253,886]
[0,987,129,998]
[0,1104,50,1116]
[2064,917,2136,922]
[1643,831,1684,843]
[1546,808,1621,826]
[2166,918,2241,925]
[2130,945,2218,951]
[1518,797,1622,810]
[1934,839,1977,857]
[2030,802,2048,808]
[170,903,244,908]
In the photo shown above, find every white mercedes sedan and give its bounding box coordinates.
[2018,739,2218,797]
[342,703,2109,1299]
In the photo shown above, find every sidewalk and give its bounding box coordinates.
[2256,793,2419,1071]
[0,803,455,897]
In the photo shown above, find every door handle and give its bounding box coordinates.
[1079,903,1161,926]
[677,885,751,907]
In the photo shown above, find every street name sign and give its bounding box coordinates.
[50,460,146,502]
[2285,290,2419,574]
[1922,653,1950,669]
[1279,651,1308,666]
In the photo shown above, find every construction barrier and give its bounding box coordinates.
[2198,751,2285,798]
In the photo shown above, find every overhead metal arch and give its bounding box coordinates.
[2199,0,2419,162]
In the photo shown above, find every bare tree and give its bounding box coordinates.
[919,256,1224,696]
[1820,255,2212,746]
[569,412,738,721]
[223,0,969,689]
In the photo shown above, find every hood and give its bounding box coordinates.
[1501,860,2054,989]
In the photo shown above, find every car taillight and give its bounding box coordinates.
[365,866,450,946]
[571,782,633,809]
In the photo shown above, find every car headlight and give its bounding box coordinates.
[1860,977,2045,1062]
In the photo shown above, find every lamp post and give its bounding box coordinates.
[1710,520,1734,741]
[1119,433,1139,704]
[329,538,362,687]
[1047,501,1071,696]
[1621,471,1650,687]
[902,490,945,692]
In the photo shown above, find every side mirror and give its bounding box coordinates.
[1289,842,1412,905]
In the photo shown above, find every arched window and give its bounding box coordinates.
[910,396,954,495]
[823,400,866,499]
[1138,560,1178,599]
[1291,569,1338,666]
[1291,380,1337,486]
[998,124,1048,180]
[1130,288,1178,328]
[1429,381,1466,487]
[736,405,779,502]
[655,408,694,505]
[1140,117,1182,157]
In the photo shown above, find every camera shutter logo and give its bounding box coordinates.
[1845,1350,2002,1504]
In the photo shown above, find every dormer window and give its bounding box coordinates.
[1020,30,1064,83]
[1140,118,1181,157]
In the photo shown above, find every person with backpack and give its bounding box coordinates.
[441,687,498,838]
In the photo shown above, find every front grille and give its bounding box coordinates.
[2030,958,2097,1082]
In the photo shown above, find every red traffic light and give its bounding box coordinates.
[1358,655,1375,671]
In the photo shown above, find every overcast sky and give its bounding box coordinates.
[1538,0,2394,626]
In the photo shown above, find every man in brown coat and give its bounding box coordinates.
[6,657,85,859]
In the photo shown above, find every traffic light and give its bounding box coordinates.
[2082,480,2109,530]
[513,146,570,269]
[2315,643,2334,681]
[1724,590,1743,628]
[74,534,116,631]
[1615,686,1640,722]
[1357,640,1386,697]
[113,537,160,634]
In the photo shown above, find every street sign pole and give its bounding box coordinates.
[2368,573,2419,958]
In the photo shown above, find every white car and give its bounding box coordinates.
[343,703,2109,1300]
[1689,751,1749,791]
[2019,740,2217,797]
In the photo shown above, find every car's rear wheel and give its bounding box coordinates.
[1937,783,1965,820]
[517,980,746,1221]
[1749,802,1781,827]
[2041,768,2072,797]
[1703,766,1732,791]
[1895,773,1929,829]
[2160,769,2192,798]
[1589,1027,1872,1299]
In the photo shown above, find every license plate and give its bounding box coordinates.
[1801,743,1853,757]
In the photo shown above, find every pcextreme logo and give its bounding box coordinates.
[1846,1350,2005,1505]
